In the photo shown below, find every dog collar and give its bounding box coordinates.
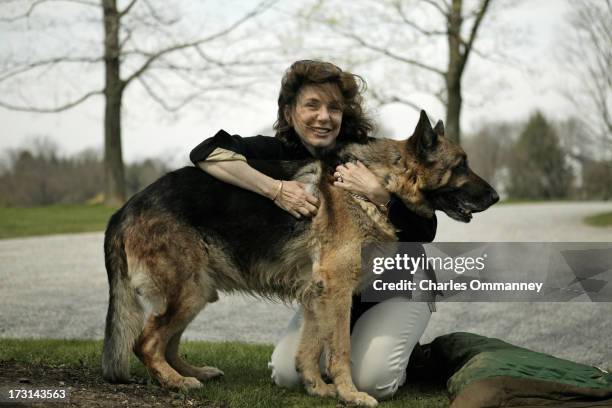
[349,192,390,214]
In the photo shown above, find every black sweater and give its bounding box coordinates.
[190,130,437,243]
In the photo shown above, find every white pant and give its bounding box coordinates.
[268,299,431,400]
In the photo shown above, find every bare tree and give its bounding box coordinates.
[0,0,278,204]
[556,118,612,200]
[559,0,611,155]
[294,0,503,143]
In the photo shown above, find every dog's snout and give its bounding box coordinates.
[490,190,499,205]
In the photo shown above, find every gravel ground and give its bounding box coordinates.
[1,202,611,367]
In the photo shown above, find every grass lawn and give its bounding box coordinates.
[0,338,448,407]
[0,204,118,239]
[584,211,612,227]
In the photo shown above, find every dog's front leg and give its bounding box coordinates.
[295,307,336,398]
[321,289,378,407]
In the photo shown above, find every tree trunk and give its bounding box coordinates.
[446,78,462,144]
[446,0,463,144]
[103,0,125,205]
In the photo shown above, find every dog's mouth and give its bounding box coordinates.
[428,191,477,223]
[448,206,473,222]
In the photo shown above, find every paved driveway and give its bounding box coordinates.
[1,202,611,367]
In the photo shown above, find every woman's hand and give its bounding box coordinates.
[274,180,319,219]
[334,161,390,206]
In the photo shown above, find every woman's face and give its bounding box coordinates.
[286,83,343,149]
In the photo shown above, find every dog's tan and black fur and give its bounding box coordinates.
[102,111,498,407]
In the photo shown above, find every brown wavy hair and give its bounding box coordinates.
[274,60,374,148]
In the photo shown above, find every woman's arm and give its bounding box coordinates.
[198,160,279,200]
[198,161,318,218]
[190,131,318,218]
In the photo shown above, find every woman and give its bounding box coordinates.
[189,60,436,400]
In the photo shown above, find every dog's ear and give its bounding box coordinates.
[410,110,438,156]
[433,120,444,137]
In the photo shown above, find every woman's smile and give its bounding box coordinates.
[308,125,334,136]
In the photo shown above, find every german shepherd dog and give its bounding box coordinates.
[102,111,498,407]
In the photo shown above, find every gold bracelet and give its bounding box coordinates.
[272,180,283,202]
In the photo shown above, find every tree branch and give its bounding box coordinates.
[394,1,447,36]
[140,0,179,26]
[329,28,446,76]
[136,75,178,111]
[0,0,99,22]
[0,56,103,83]
[137,72,265,113]
[422,0,450,17]
[119,0,138,18]
[119,25,134,50]
[121,0,278,87]
[369,87,422,111]
[459,0,491,74]
[0,89,103,112]
[561,0,612,147]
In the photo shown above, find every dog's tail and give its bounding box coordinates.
[102,212,143,383]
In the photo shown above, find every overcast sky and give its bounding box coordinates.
[0,0,577,166]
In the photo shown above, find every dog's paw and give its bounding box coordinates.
[338,389,378,407]
[193,366,224,381]
[305,381,336,398]
[176,376,203,391]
